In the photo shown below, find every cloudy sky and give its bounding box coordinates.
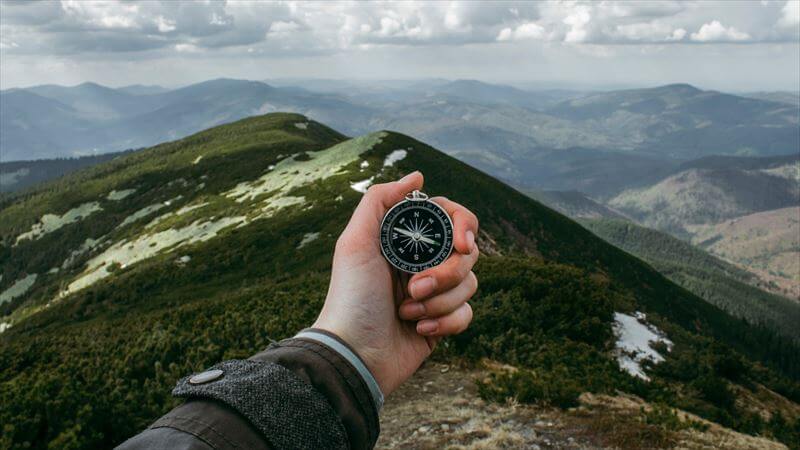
[1,0,799,91]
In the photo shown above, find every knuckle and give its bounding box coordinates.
[365,183,384,196]
[467,271,478,295]
[335,233,355,254]
[458,304,473,333]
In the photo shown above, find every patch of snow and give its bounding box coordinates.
[15,202,103,244]
[167,178,189,188]
[193,155,203,165]
[176,255,191,265]
[268,165,275,170]
[62,237,104,269]
[106,189,136,201]
[225,132,386,205]
[294,122,309,130]
[383,149,408,167]
[350,177,374,193]
[613,312,673,381]
[0,274,38,305]
[0,322,10,333]
[118,203,168,228]
[48,267,60,274]
[63,216,246,296]
[259,196,306,219]
[297,232,320,249]
[335,195,344,201]
[360,160,370,168]
[145,202,210,229]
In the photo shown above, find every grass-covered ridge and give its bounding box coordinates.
[1,113,799,449]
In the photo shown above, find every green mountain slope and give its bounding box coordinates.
[1,113,798,449]
[582,218,800,343]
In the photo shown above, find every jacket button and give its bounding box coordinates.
[189,369,224,385]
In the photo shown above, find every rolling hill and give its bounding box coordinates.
[608,159,799,237]
[1,113,798,449]
[581,218,800,342]
[0,151,133,195]
[547,84,799,158]
[689,207,800,300]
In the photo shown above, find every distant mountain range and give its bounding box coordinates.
[3,79,797,168]
[1,79,373,161]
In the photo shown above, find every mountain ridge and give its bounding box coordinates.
[1,114,798,449]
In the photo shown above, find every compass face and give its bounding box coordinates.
[380,199,454,273]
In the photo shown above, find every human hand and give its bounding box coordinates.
[313,171,479,396]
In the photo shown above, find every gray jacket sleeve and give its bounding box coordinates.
[116,329,382,450]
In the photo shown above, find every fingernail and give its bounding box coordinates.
[399,171,420,183]
[417,319,438,335]
[401,302,426,319]
[466,230,475,251]
[411,277,437,300]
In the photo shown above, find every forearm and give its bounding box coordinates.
[116,330,382,450]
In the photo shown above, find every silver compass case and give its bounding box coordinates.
[380,190,454,273]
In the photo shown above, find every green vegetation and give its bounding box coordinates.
[582,218,800,342]
[1,113,799,449]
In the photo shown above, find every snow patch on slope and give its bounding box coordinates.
[62,237,105,269]
[63,216,246,297]
[351,177,374,193]
[107,189,136,201]
[119,204,167,228]
[0,274,38,305]
[225,132,386,204]
[145,202,210,229]
[15,202,103,244]
[294,122,309,130]
[297,232,320,249]
[613,312,673,381]
[383,149,408,167]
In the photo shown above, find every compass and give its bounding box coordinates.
[380,190,454,273]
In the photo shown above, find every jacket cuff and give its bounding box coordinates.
[250,330,381,450]
[172,359,349,450]
[294,329,384,411]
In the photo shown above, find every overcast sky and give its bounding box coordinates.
[1,0,799,92]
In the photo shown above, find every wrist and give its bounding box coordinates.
[299,326,386,409]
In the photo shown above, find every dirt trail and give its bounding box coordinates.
[376,362,787,450]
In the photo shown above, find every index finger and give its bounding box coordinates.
[430,196,479,255]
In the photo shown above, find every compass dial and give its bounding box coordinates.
[380,199,454,273]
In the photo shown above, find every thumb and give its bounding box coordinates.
[347,171,424,235]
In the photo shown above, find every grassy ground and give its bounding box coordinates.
[378,362,789,450]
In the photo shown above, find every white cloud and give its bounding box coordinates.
[778,0,800,28]
[690,20,751,42]
[563,5,592,43]
[496,22,545,41]
[174,43,200,53]
[614,22,686,42]
[155,16,176,33]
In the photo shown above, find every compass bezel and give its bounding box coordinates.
[379,198,454,273]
